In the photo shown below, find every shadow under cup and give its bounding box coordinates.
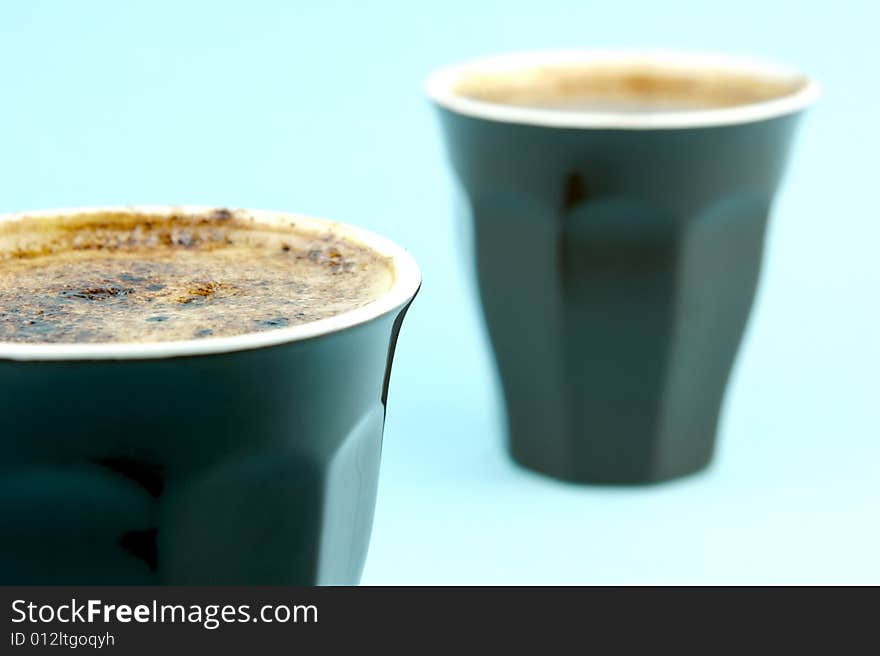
[428,51,819,484]
[0,206,420,585]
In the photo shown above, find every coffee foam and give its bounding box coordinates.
[0,209,394,344]
[452,62,808,111]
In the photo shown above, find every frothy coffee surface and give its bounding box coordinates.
[0,209,394,344]
[453,62,806,113]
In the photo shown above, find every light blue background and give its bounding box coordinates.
[0,1,876,584]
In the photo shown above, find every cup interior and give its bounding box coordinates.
[426,50,819,129]
[0,206,421,361]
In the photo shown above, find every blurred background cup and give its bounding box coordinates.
[427,50,819,484]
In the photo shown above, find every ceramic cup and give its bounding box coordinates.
[0,206,420,584]
[427,50,819,484]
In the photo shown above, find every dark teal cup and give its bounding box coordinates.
[428,51,818,484]
[0,206,420,584]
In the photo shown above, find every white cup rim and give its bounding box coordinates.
[425,49,821,130]
[0,205,421,361]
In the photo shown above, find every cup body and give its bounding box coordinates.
[429,51,817,484]
[0,206,420,584]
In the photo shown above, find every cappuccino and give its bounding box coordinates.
[0,209,393,344]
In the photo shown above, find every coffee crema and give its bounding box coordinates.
[452,62,807,113]
[0,209,394,344]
